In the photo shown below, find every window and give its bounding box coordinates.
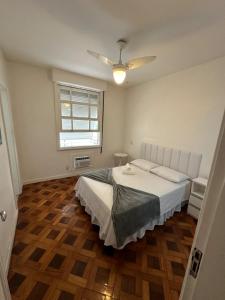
[56,84,103,149]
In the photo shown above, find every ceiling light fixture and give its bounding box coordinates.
[87,39,156,85]
[112,65,127,85]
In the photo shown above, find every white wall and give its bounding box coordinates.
[8,57,225,182]
[8,62,125,184]
[124,57,225,177]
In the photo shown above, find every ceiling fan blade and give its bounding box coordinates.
[87,50,114,66]
[126,56,156,70]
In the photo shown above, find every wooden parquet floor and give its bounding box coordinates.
[8,177,196,300]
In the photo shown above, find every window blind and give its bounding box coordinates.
[56,84,103,149]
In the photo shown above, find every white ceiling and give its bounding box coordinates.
[0,0,225,86]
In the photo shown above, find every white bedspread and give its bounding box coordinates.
[75,166,191,248]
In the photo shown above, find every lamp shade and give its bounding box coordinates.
[112,65,127,85]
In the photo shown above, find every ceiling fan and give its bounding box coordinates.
[87,39,156,85]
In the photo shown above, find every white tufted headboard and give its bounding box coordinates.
[140,143,202,179]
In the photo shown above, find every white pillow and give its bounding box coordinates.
[130,159,159,171]
[151,166,189,183]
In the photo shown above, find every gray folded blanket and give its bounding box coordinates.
[82,168,160,248]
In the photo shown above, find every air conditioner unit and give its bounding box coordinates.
[73,156,91,169]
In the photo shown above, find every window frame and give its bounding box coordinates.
[54,83,103,150]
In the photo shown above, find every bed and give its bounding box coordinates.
[75,143,202,249]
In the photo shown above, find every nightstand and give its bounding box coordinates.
[188,177,208,219]
[113,153,128,166]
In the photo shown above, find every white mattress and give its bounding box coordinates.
[75,165,191,248]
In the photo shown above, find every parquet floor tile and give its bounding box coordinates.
[8,177,197,300]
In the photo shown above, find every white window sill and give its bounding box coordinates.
[58,145,102,151]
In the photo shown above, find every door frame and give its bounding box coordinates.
[0,260,11,300]
[180,109,225,299]
[0,87,16,300]
[0,84,22,200]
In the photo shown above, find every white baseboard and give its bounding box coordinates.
[22,167,99,185]
[23,173,76,185]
